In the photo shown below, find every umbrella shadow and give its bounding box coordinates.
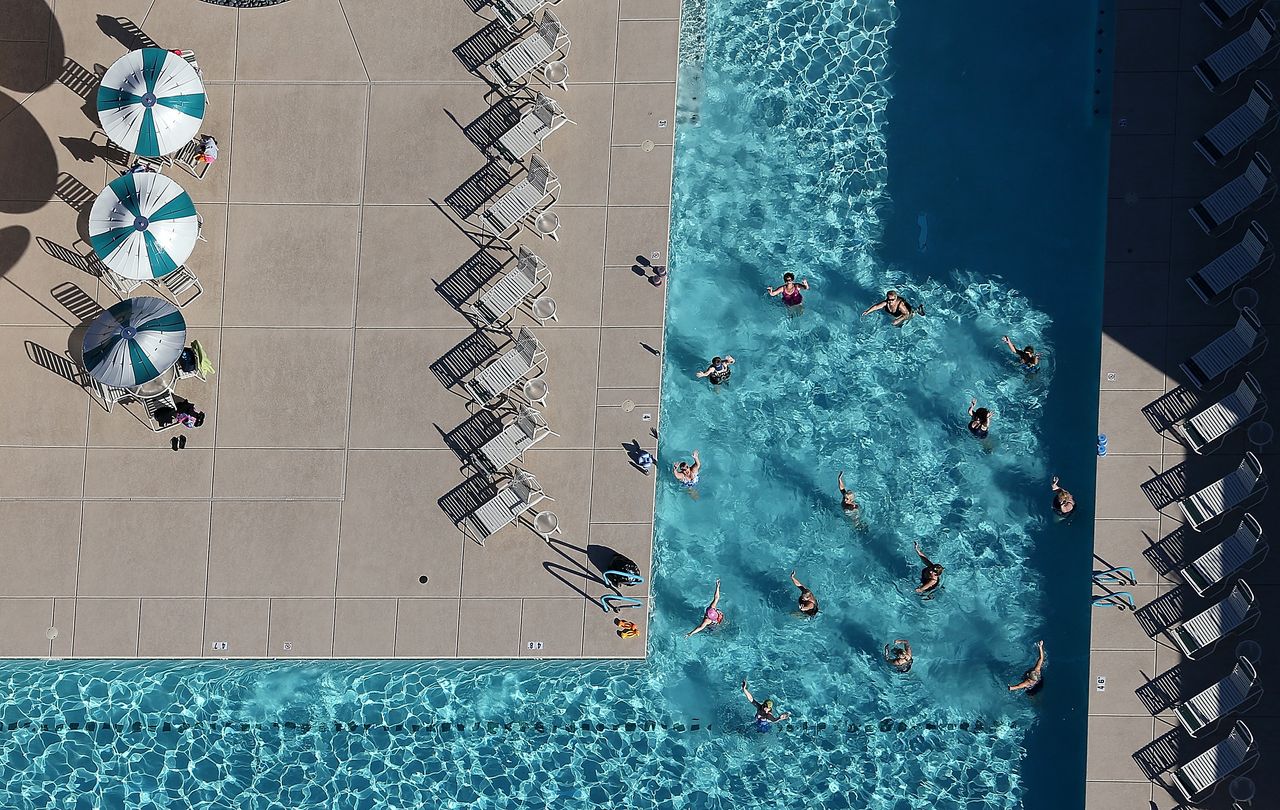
[1,0,64,94]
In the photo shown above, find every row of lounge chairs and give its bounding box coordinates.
[1134,11,1273,802]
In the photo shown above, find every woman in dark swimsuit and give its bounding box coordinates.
[885,639,913,673]
[767,272,809,311]
[967,398,992,440]
[913,542,943,596]
[1050,476,1074,515]
[696,355,735,385]
[1001,335,1040,370]
[790,571,819,616]
[741,678,791,731]
[1009,640,1046,694]
[863,290,921,327]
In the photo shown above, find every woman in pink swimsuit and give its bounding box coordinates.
[686,579,725,637]
[767,272,810,310]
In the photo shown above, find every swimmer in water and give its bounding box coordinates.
[1001,336,1040,370]
[1051,476,1075,515]
[967,398,992,440]
[767,272,809,310]
[673,450,701,488]
[913,542,944,596]
[862,290,922,327]
[1008,640,1046,693]
[790,571,819,616]
[686,578,725,638]
[837,471,859,514]
[696,355,735,385]
[885,639,913,673]
[742,678,791,728]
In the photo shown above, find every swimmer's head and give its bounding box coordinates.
[712,356,723,366]
[1024,345,1035,354]
[801,604,819,617]
[677,462,689,472]
[886,290,899,300]
[929,564,944,575]
[762,699,774,712]
[783,273,795,283]
[973,408,990,420]
[1059,500,1074,514]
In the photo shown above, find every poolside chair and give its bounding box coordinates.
[488,10,569,87]
[1203,0,1264,28]
[1188,153,1275,234]
[1178,453,1266,531]
[149,265,203,308]
[88,376,130,413]
[143,391,181,433]
[481,155,560,241]
[472,406,558,472]
[1167,580,1258,659]
[1170,721,1258,803]
[1194,11,1279,93]
[1172,373,1266,453]
[465,246,550,326]
[1195,82,1279,166]
[465,326,547,407]
[1187,221,1272,304]
[1176,658,1261,738]
[490,0,562,30]
[496,94,572,162]
[1178,307,1265,390]
[1181,514,1267,596]
[457,470,551,545]
[170,136,212,179]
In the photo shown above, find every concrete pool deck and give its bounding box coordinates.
[0,0,678,659]
[1089,0,1280,806]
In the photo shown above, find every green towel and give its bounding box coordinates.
[192,339,216,377]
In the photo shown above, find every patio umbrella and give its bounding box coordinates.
[89,172,199,281]
[97,48,206,157]
[82,296,187,388]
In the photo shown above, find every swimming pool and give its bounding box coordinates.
[0,1,1107,807]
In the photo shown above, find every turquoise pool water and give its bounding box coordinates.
[0,1,1108,807]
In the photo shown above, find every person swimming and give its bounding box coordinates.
[686,579,725,637]
[1050,476,1074,515]
[837,471,859,514]
[696,355,735,385]
[673,450,701,488]
[790,571,819,617]
[862,290,922,327]
[742,678,791,730]
[1001,335,1040,370]
[885,639,913,673]
[967,398,992,440]
[767,272,809,309]
[1008,640,1046,694]
[913,542,943,596]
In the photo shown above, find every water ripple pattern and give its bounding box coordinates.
[0,1,1061,808]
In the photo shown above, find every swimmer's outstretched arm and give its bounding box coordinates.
[789,571,806,591]
[689,449,701,473]
[741,679,755,704]
[686,616,713,638]
[862,300,888,316]
[695,364,713,378]
[913,542,933,567]
[766,285,783,297]
[968,398,977,417]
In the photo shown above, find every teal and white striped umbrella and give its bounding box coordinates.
[89,172,199,281]
[82,297,187,388]
[97,48,206,157]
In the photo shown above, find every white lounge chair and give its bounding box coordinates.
[1187,221,1272,303]
[1203,0,1264,28]
[466,246,550,326]
[1194,11,1279,92]
[465,326,547,407]
[1188,153,1275,234]
[458,470,551,545]
[1195,82,1278,166]
[473,406,558,472]
[481,155,559,241]
[171,136,212,179]
[1176,657,1261,738]
[1168,581,1258,659]
[1179,307,1265,390]
[490,0,562,30]
[489,10,569,87]
[1172,373,1266,453]
[1182,514,1267,596]
[1171,721,1258,803]
[496,94,572,162]
[149,265,203,308]
[88,377,130,412]
[1179,453,1266,531]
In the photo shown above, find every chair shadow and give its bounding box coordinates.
[453,19,520,76]
[434,248,510,317]
[429,329,503,390]
[96,15,159,51]
[444,160,515,219]
[437,472,501,524]
[451,97,525,157]
[51,281,104,323]
[24,340,84,388]
[439,408,507,466]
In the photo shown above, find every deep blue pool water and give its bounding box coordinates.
[0,1,1108,807]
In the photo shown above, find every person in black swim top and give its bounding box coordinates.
[1008,640,1046,692]
[790,571,819,616]
[696,355,735,385]
[885,639,913,673]
[837,471,859,514]
[741,678,791,725]
[913,542,943,596]
[1050,476,1075,515]
[1001,335,1040,370]
[967,398,992,440]
[863,290,922,327]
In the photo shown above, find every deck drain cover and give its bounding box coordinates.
[641,139,655,152]
[621,399,635,412]
[45,627,57,640]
